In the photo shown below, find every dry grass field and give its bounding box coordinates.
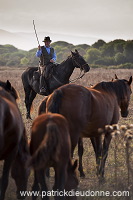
[0,66,133,200]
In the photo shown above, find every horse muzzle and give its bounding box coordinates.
[121,110,129,118]
[83,64,90,73]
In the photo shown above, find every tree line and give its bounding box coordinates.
[0,39,133,68]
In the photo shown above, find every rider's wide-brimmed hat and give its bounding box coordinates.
[42,36,52,42]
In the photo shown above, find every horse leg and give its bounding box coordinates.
[90,136,102,178]
[23,86,32,119]
[78,138,85,177]
[0,148,17,200]
[37,169,49,200]
[28,89,37,118]
[45,168,50,178]
[0,161,11,200]
[32,170,40,200]
[53,166,67,200]
[90,138,96,155]
[99,133,112,179]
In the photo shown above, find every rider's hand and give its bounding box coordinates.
[50,59,54,63]
[38,45,41,50]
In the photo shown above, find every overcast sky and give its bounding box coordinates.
[0,0,133,45]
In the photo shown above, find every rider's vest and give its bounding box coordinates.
[40,46,54,66]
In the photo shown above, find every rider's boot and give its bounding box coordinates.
[39,75,47,94]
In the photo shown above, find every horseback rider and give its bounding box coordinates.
[36,36,56,94]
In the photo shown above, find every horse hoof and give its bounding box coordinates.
[80,172,85,178]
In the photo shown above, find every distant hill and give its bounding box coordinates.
[1,40,133,69]
[0,29,98,51]
[0,29,36,50]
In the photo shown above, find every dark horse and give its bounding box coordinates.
[21,50,90,119]
[38,75,132,180]
[29,113,78,200]
[0,80,30,200]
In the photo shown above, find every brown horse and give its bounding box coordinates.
[38,75,132,180]
[29,113,78,200]
[0,80,30,200]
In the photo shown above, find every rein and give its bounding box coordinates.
[52,71,85,85]
[69,70,85,83]
[69,56,86,83]
[52,75,64,86]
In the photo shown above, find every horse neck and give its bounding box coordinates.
[112,80,127,104]
[55,57,75,83]
[94,81,126,104]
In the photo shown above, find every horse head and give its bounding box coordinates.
[71,49,90,73]
[114,75,132,117]
[0,80,19,101]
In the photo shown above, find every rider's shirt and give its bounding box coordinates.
[36,46,56,66]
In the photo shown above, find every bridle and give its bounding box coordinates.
[72,55,88,71]
[70,55,87,83]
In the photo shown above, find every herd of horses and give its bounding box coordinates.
[0,50,132,200]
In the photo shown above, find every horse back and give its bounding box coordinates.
[46,84,92,134]
[30,113,71,161]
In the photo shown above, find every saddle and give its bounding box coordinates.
[44,63,57,79]
[33,63,58,80]
[32,64,57,95]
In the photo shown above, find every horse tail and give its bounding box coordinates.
[29,121,60,170]
[38,96,48,115]
[47,89,63,113]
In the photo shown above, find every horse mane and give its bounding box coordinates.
[58,55,72,66]
[93,79,128,102]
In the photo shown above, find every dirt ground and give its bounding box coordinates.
[0,67,133,200]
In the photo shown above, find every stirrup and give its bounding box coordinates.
[40,87,46,94]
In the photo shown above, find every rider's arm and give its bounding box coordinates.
[36,49,42,57]
[51,51,57,62]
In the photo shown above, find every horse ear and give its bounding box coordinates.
[6,80,11,90]
[71,51,75,56]
[115,74,118,79]
[75,49,79,54]
[72,159,78,171]
[111,78,114,81]
[128,76,132,85]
